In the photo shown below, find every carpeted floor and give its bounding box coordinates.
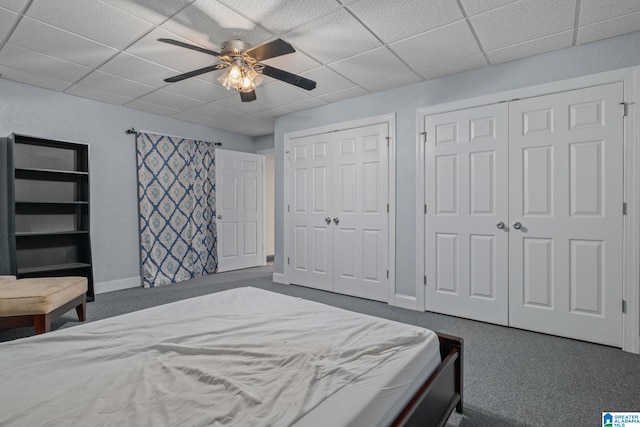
[2,266,639,426]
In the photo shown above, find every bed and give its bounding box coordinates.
[0,287,462,426]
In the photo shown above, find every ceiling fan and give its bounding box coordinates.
[158,38,316,102]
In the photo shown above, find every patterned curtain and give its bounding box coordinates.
[136,132,217,288]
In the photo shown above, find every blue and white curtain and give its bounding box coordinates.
[136,132,217,288]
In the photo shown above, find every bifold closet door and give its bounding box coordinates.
[508,82,624,347]
[288,123,390,301]
[424,103,509,325]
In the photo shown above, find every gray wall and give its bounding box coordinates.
[0,78,257,291]
[274,31,640,297]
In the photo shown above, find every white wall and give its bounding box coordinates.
[274,31,640,297]
[0,79,258,293]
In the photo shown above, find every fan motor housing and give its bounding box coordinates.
[220,39,251,55]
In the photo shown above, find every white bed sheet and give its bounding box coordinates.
[0,287,440,426]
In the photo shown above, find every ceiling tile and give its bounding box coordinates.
[212,94,274,114]
[99,52,177,88]
[470,0,576,51]
[0,7,18,42]
[161,0,273,48]
[76,71,156,98]
[361,72,422,93]
[125,99,181,116]
[318,86,369,103]
[281,96,328,112]
[261,50,320,74]
[219,0,341,34]
[162,76,232,102]
[126,28,221,73]
[283,8,381,63]
[417,54,487,80]
[243,125,275,137]
[577,11,640,45]
[171,111,218,126]
[390,20,481,70]
[299,66,355,96]
[8,17,118,68]
[459,0,518,16]
[100,0,195,25]
[65,84,133,105]
[0,63,70,90]
[579,0,640,25]
[347,0,463,43]
[256,82,312,105]
[136,89,204,111]
[329,47,411,85]
[25,0,154,49]
[0,44,92,82]
[252,106,292,120]
[0,0,27,12]
[487,30,573,64]
[186,102,242,121]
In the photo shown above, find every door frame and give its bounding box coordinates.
[416,66,640,353]
[282,113,398,305]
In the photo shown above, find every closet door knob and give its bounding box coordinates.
[496,221,505,230]
[513,221,522,230]
[333,217,340,225]
[217,215,222,220]
[325,217,332,224]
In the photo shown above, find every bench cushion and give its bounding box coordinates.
[0,277,88,316]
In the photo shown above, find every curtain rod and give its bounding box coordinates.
[125,127,222,146]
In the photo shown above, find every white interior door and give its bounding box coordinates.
[333,123,389,301]
[424,103,509,325]
[288,133,333,291]
[287,123,390,301]
[215,149,264,272]
[508,83,624,347]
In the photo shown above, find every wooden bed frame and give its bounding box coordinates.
[392,333,463,427]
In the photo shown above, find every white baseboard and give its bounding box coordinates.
[272,272,287,284]
[391,294,419,311]
[95,276,141,294]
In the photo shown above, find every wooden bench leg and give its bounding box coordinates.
[75,295,86,322]
[34,313,51,335]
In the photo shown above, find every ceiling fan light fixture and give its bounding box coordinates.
[217,58,264,93]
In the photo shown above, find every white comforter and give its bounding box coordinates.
[0,287,432,426]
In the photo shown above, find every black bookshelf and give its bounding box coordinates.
[2,134,94,300]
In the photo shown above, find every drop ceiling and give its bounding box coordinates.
[1,0,639,137]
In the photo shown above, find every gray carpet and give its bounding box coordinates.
[2,266,639,426]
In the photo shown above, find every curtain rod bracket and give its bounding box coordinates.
[125,127,137,135]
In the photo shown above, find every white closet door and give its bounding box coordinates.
[333,123,389,301]
[215,149,264,272]
[288,133,334,291]
[508,83,624,347]
[424,103,509,325]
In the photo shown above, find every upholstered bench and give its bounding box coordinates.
[0,276,87,334]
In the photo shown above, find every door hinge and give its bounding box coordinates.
[424,204,427,214]
[387,203,389,213]
[620,102,635,117]
[386,270,389,279]
[423,275,427,285]
[622,299,627,313]
[420,131,427,143]
[623,202,627,215]
[385,136,391,147]
[287,204,290,212]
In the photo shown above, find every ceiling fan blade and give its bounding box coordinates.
[157,38,222,57]
[258,64,316,91]
[240,91,257,102]
[164,63,228,83]
[244,38,295,62]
